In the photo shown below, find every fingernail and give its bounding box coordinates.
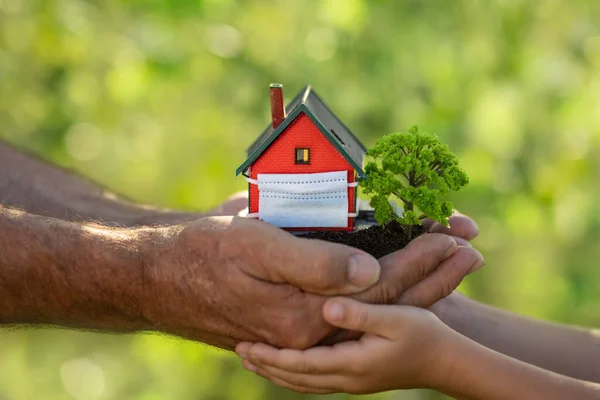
[347,254,381,288]
[237,352,248,360]
[469,259,485,273]
[444,239,459,259]
[325,302,345,322]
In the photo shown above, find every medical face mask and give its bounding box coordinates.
[247,171,357,228]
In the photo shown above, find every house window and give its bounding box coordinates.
[295,148,310,164]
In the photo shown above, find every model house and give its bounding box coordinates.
[236,84,366,231]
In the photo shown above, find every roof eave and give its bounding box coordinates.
[235,104,366,178]
[236,105,308,176]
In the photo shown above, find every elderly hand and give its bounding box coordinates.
[141,215,483,350]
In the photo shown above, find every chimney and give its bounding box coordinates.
[269,83,285,129]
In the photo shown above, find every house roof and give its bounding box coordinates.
[236,85,367,178]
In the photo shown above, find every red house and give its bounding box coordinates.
[236,84,366,231]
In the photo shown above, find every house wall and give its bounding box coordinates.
[248,112,356,231]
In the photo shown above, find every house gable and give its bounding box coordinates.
[247,111,357,230]
[236,104,366,178]
[249,111,355,175]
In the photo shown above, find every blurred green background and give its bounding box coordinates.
[2,0,600,399]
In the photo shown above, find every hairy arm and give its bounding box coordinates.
[0,207,237,348]
[0,205,484,351]
[0,207,151,332]
[0,142,206,226]
[437,293,600,384]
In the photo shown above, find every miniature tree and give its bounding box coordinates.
[360,126,469,230]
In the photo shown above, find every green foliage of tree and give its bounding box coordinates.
[360,126,469,227]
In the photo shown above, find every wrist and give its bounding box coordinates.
[420,324,464,391]
[133,220,217,338]
[55,224,157,332]
[425,329,477,397]
[129,223,184,329]
[135,217,245,349]
[434,292,476,337]
[86,226,156,331]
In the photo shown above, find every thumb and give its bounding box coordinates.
[322,297,396,338]
[274,236,381,296]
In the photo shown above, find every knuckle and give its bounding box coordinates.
[439,280,458,301]
[412,256,433,279]
[310,251,338,290]
[350,307,369,330]
[372,281,400,304]
[295,361,316,374]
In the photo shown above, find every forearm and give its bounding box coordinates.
[0,207,151,331]
[0,142,200,226]
[443,294,600,383]
[0,208,241,349]
[436,332,600,400]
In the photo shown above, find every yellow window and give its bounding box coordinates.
[295,148,310,164]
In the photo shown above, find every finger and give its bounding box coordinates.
[318,234,458,346]
[242,358,335,394]
[397,246,484,308]
[323,297,400,339]
[214,191,249,215]
[235,341,253,358]
[452,236,471,247]
[272,235,382,295]
[244,341,360,374]
[351,233,458,305]
[254,363,346,392]
[230,217,381,296]
[427,213,479,241]
[250,363,336,394]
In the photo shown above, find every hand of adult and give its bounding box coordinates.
[143,216,483,350]
[425,212,482,329]
[0,207,483,352]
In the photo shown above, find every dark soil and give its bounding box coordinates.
[299,220,425,259]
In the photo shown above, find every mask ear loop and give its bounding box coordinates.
[244,177,359,219]
[247,176,358,188]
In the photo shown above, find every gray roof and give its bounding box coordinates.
[237,85,366,177]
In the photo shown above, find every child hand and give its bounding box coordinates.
[235,297,455,394]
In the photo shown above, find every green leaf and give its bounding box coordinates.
[362,126,469,226]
